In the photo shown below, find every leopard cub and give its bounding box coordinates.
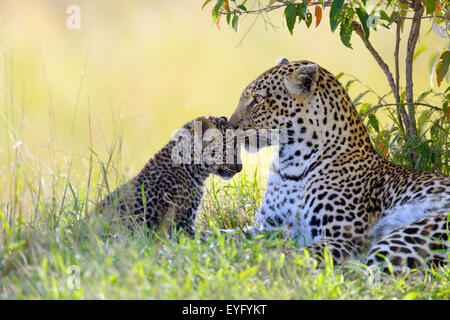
[99,116,242,237]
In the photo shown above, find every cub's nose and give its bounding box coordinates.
[235,163,243,173]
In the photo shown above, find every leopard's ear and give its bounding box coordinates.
[283,63,319,99]
[193,117,217,147]
[200,117,216,136]
[276,57,289,66]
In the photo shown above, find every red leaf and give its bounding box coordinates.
[436,0,442,12]
[377,141,387,158]
[446,105,450,122]
[306,0,312,4]
[315,6,322,27]
[216,16,221,31]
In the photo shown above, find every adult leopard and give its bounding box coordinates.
[229,58,450,272]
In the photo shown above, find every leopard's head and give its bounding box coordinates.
[229,58,322,152]
[179,116,242,180]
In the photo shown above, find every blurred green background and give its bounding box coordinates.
[0,0,444,188]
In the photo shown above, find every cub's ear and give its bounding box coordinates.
[200,116,216,135]
[192,116,216,134]
[283,63,319,99]
[193,117,217,147]
[276,57,289,66]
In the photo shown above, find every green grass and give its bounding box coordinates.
[0,157,449,299]
[0,77,448,301]
[0,2,448,297]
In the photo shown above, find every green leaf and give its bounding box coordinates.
[425,0,437,15]
[237,4,247,11]
[226,10,231,24]
[213,0,224,15]
[413,45,427,61]
[443,101,448,120]
[356,7,370,40]
[418,142,431,161]
[428,52,438,74]
[345,79,355,91]
[329,0,344,32]
[445,86,450,95]
[296,2,307,20]
[436,50,450,87]
[353,90,370,105]
[232,14,239,32]
[379,10,392,23]
[285,4,297,35]
[339,20,353,48]
[368,114,380,132]
[212,0,224,21]
[417,89,432,102]
[359,103,372,116]
[305,11,313,28]
[202,0,212,10]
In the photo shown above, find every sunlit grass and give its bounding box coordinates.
[0,1,449,300]
[0,136,449,299]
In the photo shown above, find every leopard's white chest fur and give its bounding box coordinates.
[255,145,324,246]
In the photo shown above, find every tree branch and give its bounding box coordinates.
[352,21,398,106]
[394,20,406,133]
[405,0,424,139]
[394,21,400,104]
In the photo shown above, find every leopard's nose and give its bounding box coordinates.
[229,111,242,128]
[235,163,242,173]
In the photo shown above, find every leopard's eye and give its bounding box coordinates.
[249,94,264,108]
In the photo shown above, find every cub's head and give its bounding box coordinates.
[174,116,242,180]
[229,58,321,151]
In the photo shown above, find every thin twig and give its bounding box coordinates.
[352,21,398,107]
[361,102,442,117]
[220,1,333,16]
[398,15,448,20]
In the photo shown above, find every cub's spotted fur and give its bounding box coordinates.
[99,116,242,237]
[229,58,449,272]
